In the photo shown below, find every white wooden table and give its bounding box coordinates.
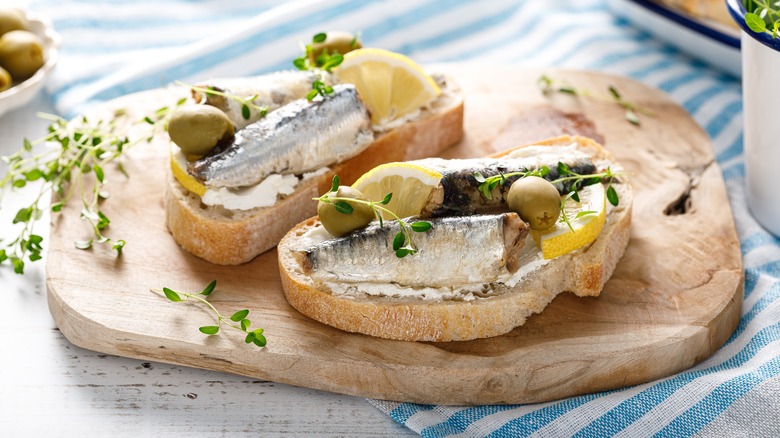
[0,93,415,437]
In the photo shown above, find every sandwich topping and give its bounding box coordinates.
[294,142,627,302]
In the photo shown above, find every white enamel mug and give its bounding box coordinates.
[727,0,780,235]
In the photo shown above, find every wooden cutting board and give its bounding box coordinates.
[46,65,743,405]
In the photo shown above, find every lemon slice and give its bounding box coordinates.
[531,183,607,260]
[170,147,207,197]
[335,48,441,125]
[352,162,442,219]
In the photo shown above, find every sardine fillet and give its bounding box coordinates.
[190,84,373,189]
[297,213,528,288]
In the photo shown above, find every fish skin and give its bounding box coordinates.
[413,156,597,217]
[298,213,528,288]
[192,70,332,130]
[190,84,373,189]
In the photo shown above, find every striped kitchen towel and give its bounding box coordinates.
[30,0,780,436]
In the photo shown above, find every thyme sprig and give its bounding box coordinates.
[314,176,432,258]
[537,74,654,126]
[473,166,551,201]
[293,32,346,101]
[744,0,780,38]
[151,280,266,348]
[184,82,269,121]
[474,162,622,207]
[0,99,186,274]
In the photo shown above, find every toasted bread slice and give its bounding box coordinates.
[165,77,464,265]
[278,136,632,342]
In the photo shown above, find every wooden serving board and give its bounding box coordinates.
[46,65,743,405]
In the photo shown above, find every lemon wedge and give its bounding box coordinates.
[531,183,607,260]
[352,162,442,219]
[170,147,207,197]
[335,48,441,125]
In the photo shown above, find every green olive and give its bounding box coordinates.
[318,185,375,237]
[507,176,561,231]
[0,8,27,38]
[0,65,10,92]
[308,31,362,64]
[0,30,43,80]
[168,105,235,158]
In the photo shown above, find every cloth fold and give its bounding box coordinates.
[30,0,779,436]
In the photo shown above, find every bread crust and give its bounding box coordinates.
[165,88,464,265]
[278,135,633,342]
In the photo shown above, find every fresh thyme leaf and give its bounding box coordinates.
[746,12,767,33]
[380,192,393,205]
[395,248,415,258]
[199,326,220,335]
[330,175,340,192]
[230,309,249,322]
[334,201,353,214]
[571,188,580,203]
[306,89,319,101]
[112,239,125,255]
[313,32,327,43]
[608,85,621,100]
[152,282,266,348]
[576,210,597,218]
[557,162,571,175]
[293,57,307,70]
[201,279,217,296]
[410,221,432,232]
[94,164,104,183]
[241,104,251,120]
[625,109,640,126]
[392,232,405,251]
[163,287,182,302]
[473,171,486,183]
[558,86,578,95]
[607,184,619,206]
[13,207,32,224]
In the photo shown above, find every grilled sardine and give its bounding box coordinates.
[297,213,529,288]
[192,70,333,130]
[190,84,373,189]
[414,152,597,217]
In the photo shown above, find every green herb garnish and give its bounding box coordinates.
[184,82,269,121]
[152,280,266,348]
[314,175,432,258]
[537,74,654,126]
[474,162,622,207]
[0,100,185,274]
[293,32,346,101]
[743,1,780,38]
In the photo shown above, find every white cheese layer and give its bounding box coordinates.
[201,167,329,210]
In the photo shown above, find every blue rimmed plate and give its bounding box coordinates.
[607,0,741,77]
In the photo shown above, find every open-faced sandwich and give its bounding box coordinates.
[164,33,464,264]
[278,135,632,342]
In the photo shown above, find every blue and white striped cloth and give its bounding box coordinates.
[30,0,780,436]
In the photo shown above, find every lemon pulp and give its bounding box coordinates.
[335,48,441,125]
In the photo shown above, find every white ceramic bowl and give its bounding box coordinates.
[0,13,61,118]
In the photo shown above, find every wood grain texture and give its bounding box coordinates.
[45,65,743,405]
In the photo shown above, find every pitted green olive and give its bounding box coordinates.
[309,31,362,64]
[0,8,27,38]
[0,66,10,92]
[318,185,375,237]
[0,30,44,80]
[507,176,561,231]
[168,105,235,158]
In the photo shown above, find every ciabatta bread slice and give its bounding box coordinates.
[165,76,464,265]
[278,135,632,342]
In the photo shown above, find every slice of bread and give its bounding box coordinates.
[165,76,464,265]
[278,135,633,342]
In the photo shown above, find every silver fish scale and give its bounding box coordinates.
[304,214,508,288]
[191,84,373,189]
